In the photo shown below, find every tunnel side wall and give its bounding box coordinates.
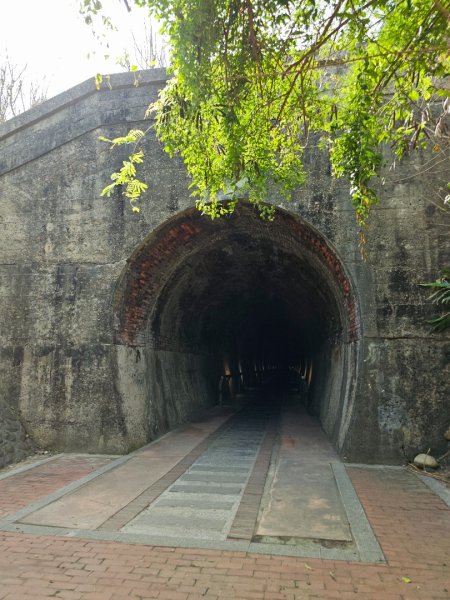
[114,346,217,451]
[312,343,344,440]
[0,69,448,465]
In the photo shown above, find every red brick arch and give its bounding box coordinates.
[113,203,361,347]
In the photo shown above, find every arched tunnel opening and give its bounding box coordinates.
[154,237,327,402]
[114,204,361,453]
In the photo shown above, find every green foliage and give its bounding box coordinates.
[86,0,450,228]
[421,269,450,332]
[100,130,148,210]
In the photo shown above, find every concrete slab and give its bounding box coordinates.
[121,523,228,540]
[122,409,266,541]
[169,484,243,495]
[20,410,232,529]
[256,404,352,542]
[0,399,394,563]
[156,498,235,510]
[195,458,254,467]
[20,456,186,529]
[126,508,229,531]
[179,473,248,483]
[190,465,249,473]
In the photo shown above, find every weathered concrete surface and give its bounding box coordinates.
[0,68,449,466]
[122,413,266,540]
[20,410,230,529]
[0,398,34,469]
[257,403,352,542]
[0,349,35,467]
[10,398,380,559]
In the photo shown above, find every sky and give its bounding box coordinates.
[0,0,160,100]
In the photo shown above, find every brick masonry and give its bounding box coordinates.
[0,455,113,518]
[0,462,449,599]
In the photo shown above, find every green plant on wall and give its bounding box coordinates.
[82,0,450,244]
[421,268,450,333]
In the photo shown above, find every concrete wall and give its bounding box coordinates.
[0,68,448,466]
[0,347,34,467]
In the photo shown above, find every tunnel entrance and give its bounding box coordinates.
[113,204,361,453]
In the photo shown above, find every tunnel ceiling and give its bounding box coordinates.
[114,203,360,356]
[152,237,339,356]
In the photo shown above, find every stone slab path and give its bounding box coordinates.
[2,398,378,560]
[0,398,377,563]
[0,398,449,598]
[123,410,268,540]
[257,405,352,542]
[19,410,232,530]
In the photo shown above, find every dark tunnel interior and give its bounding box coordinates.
[152,238,335,397]
[115,205,359,449]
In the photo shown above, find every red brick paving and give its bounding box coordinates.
[0,456,112,518]
[347,467,450,573]
[0,461,449,599]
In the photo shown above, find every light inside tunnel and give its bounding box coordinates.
[114,203,361,451]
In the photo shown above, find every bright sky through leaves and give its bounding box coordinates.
[0,0,150,99]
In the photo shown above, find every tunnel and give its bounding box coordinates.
[113,203,361,452]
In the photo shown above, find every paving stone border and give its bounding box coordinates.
[0,454,60,481]
[344,463,404,470]
[331,463,385,563]
[0,509,383,562]
[0,443,387,563]
[0,453,135,526]
[418,473,450,507]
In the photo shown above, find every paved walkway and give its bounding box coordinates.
[0,399,449,599]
